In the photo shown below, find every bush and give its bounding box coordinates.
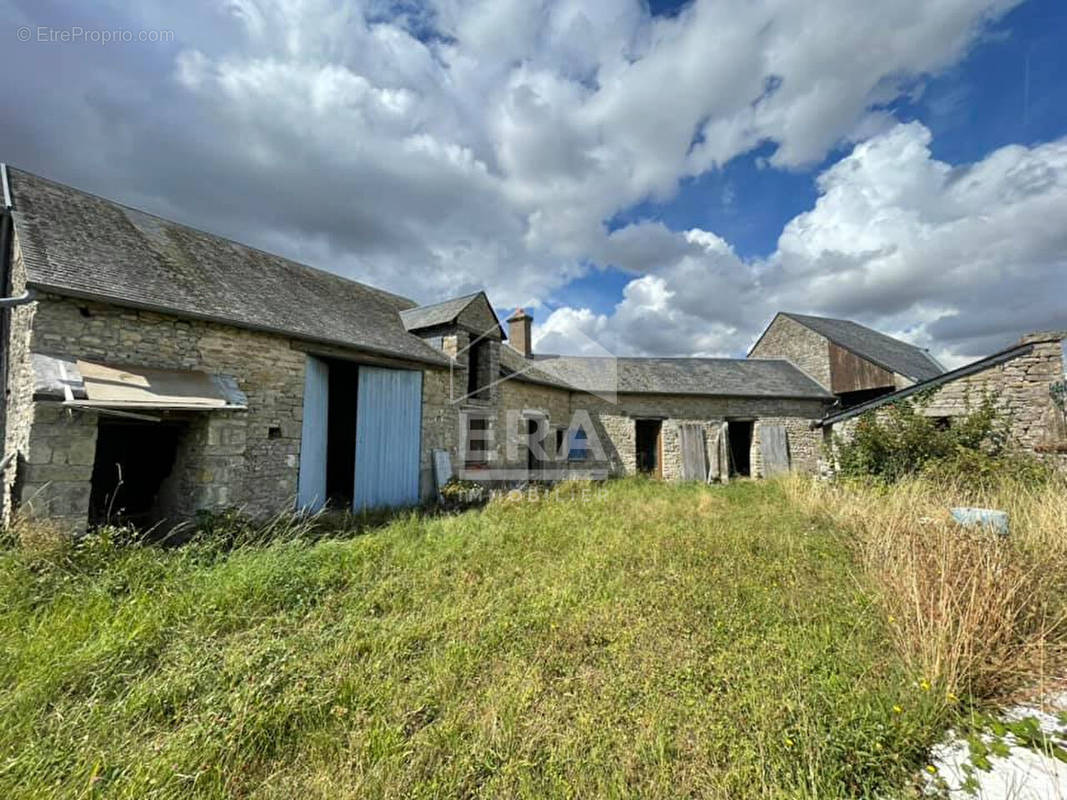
[834,393,1050,488]
[439,478,487,509]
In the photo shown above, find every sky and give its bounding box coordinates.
[1,0,1065,367]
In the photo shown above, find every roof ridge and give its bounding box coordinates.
[780,310,942,379]
[400,291,483,313]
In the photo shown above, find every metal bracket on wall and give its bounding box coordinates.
[0,289,36,308]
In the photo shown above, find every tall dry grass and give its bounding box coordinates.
[785,474,1067,702]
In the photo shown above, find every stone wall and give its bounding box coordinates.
[749,314,831,389]
[4,289,458,529]
[420,366,459,498]
[824,333,1067,472]
[570,392,828,480]
[1,239,35,524]
[751,416,821,476]
[16,295,307,526]
[16,403,98,529]
[491,378,572,473]
[921,334,1066,468]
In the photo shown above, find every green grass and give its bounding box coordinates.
[0,480,944,798]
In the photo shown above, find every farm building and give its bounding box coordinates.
[0,165,1061,533]
[816,331,1067,469]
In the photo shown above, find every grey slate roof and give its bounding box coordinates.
[7,168,447,366]
[400,291,504,339]
[782,312,944,382]
[500,345,832,399]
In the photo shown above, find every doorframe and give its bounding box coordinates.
[634,417,664,478]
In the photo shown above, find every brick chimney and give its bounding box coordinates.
[507,308,533,358]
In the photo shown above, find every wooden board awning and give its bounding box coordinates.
[31,353,247,410]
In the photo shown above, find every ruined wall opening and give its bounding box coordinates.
[466,340,491,401]
[837,386,896,409]
[89,419,186,528]
[635,419,662,477]
[727,419,753,477]
[325,359,359,509]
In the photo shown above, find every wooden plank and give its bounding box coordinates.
[678,424,707,481]
[710,422,729,484]
[354,366,423,510]
[759,424,790,477]
[297,355,329,512]
[432,449,452,498]
[829,342,894,394]
[706,428,719,482]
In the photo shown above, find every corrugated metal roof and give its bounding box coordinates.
[8,168,447,366]
[31,353,247,409]
[782,312,944,382]
[500,346,832,399]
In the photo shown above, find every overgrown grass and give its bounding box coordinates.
[786,474,1067,704]
[0,480,944,798]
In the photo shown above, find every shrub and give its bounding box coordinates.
[834,393,1050,488]
[439,477,487,509]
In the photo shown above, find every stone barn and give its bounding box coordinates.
[816,331,1067,469]
[1,165,1060,533]
[0,167,462,531]
[749,312,945,406]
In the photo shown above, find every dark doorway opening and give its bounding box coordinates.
[89,419,185,527]
[635,419,662,476]
[524,416,546,476]
[326,360,359,508]
[467,340,489,400]
[838,386,895,409]
[727,420,753,477]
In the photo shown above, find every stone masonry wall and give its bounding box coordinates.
[491,378,572,473]
[750,416,821,476]
[749,315,832,389]
[1,239,35,525]
[6,291,457,528]
[921,334,1066,469]
[9,294,306,527]
[825,333,1067,472]
[420,366,459,499]
[570,392,828,480]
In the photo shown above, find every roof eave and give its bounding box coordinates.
[27,281,451,368]
[815,340,1042,428]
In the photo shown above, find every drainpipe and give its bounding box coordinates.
[0,163,19,475]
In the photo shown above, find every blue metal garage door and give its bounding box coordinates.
[353,366,423,511]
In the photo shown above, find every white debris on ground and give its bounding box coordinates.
[926,693,1067,799]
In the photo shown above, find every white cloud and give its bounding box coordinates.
[1,0,1048,361]
[546,121,1067,363]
